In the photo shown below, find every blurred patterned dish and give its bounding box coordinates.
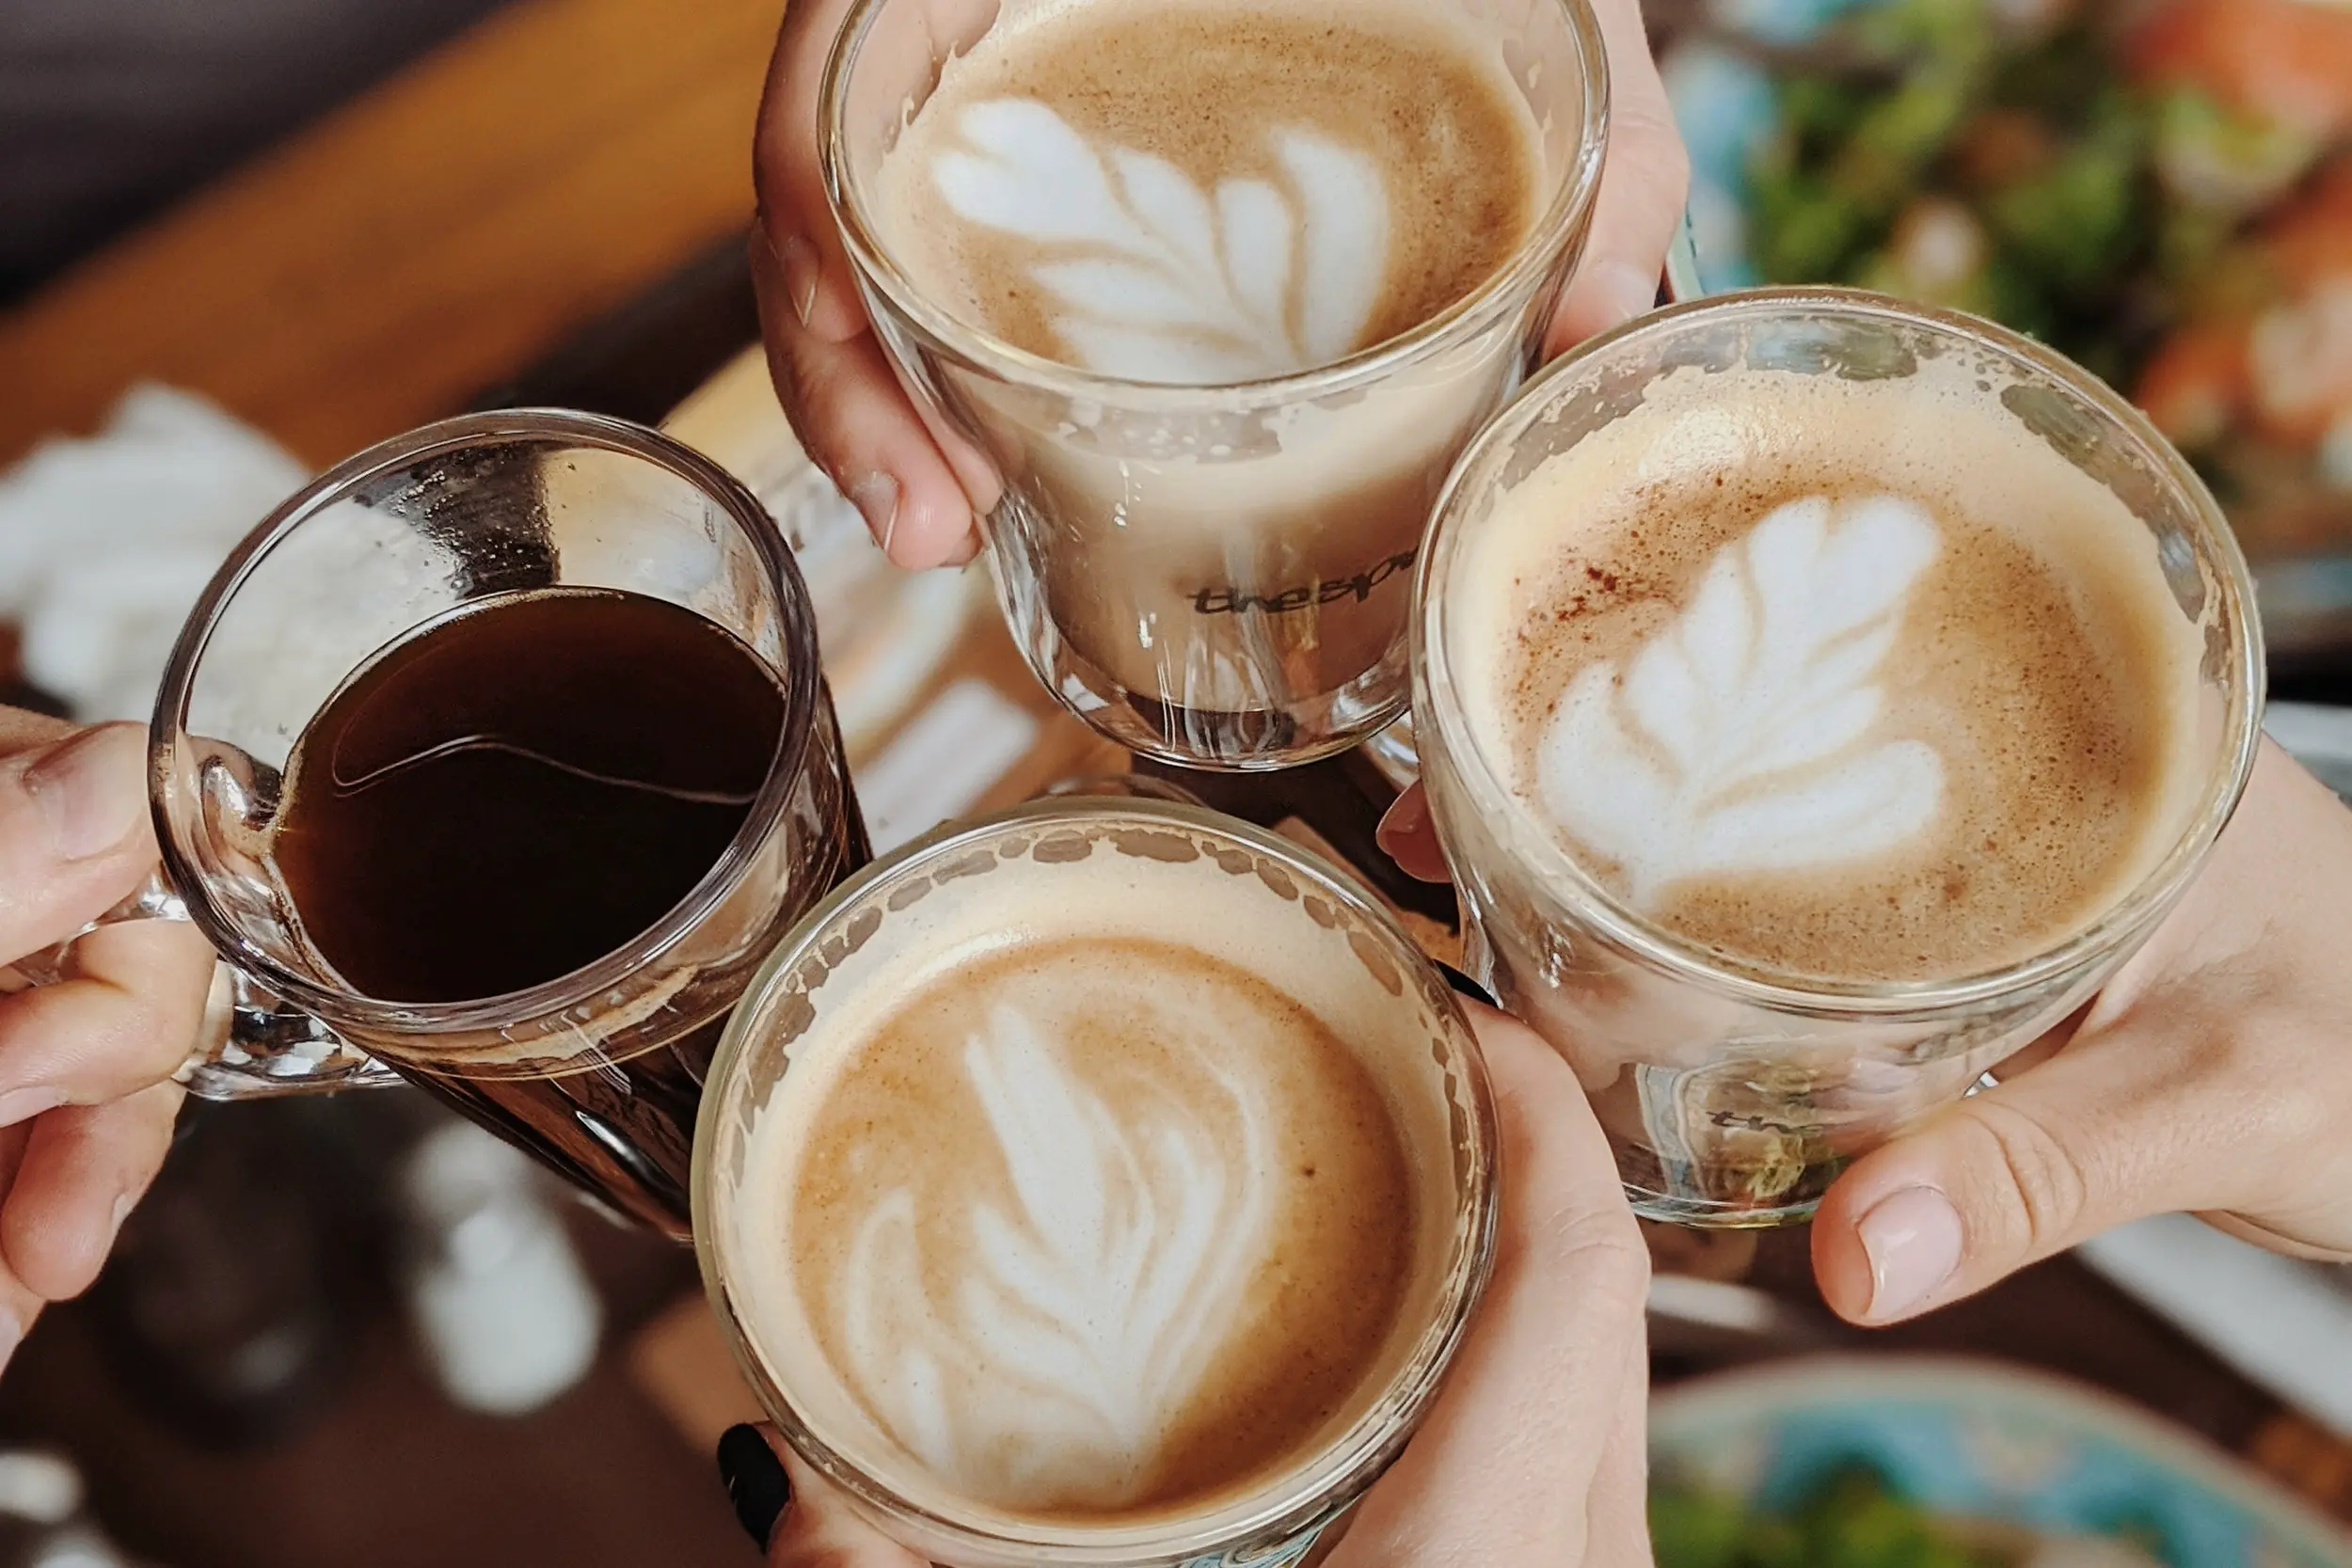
[1651,1357,2352,1567]
[1658,0,2352,658]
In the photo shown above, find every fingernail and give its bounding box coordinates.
[849,472,900,555]
[107,1190,136,1246]
[1374,789,1430,861]
[778,234,822,327]
[1437,962,1495,1007]
[1857,1185,1963,1321]
[0,1087,66,1128]
[717,1423,792,1550]
[1588,260,1662,333]
[0,1307,19,1370]
[22,725,147,862]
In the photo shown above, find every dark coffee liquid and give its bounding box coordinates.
[277,586,868,1235]
[278,588,783,1002]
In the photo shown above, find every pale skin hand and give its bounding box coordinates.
[744,1004,1657,1568]
[1812,740,2352,1322]
[1381,743,2352,1325]
[749,0,1692,566]
[0,710,215,1371]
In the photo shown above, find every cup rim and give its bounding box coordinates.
[691,793,1501,1563]
[147,406,826,1035]
[1413,285,2269,1014]
[816,0,1612,408]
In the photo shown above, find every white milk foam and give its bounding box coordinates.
[729,831,1458,1522]
[1538,491,1947,904]
[870,0,1539,385]
[836,975,1282,1504]
[1450,356,2209,979]
[930,100,1388,381]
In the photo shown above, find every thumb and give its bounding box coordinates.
[1374,784,1452,883]
[1810,1009,2257,1325]
[1546,0,1690,350]
[1332,1006,1649,1564]
[0,725,158,964]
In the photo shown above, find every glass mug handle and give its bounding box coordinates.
[1,873,401,1101]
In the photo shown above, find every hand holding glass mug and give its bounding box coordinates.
[3,412,873,1248]
[1387,288,2352,1316]
[696,799,1501,1565]
[695,797,1651,1567]
[1810,739,2352,1323]
[0,713,214,1369]
[750,0,1690,569]
[1392,740,2352,1324]
[748,0,1689,768]
[722,1006,1653,1568]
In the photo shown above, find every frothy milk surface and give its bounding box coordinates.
[1450,361,2208,981]
[727,834,1461,1524]
[867,0,1540,382]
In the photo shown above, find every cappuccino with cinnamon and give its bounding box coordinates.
[1448,356,2208,982]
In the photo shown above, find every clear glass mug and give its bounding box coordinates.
[818,0,1609,770]
[4,410,869,1239]
[1354,214,1702,793]
[694,797,1497,1568]
[1411,290,2265,1227]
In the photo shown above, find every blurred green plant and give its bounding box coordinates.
[1742,0,2170,376]
[1652,1465,2017,1568]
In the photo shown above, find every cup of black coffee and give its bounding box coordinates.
[11,410,870,1239]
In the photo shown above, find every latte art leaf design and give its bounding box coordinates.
[930,98,1389,382]
[837,1003,1275,1508]
[1535,495,1947,905]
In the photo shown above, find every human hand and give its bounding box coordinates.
[1811,740,2352,1323]
[749,0,1690,568]
[715,1001,1656,1567]
[0,710,215,1370]
[1385,742,2352,1321]
[1375,784,1452,882]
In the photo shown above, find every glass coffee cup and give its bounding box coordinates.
[5,410,870,1239]
[818,0,1609,770]
[695,797,1496,1568]
[1410,289,2265,1227]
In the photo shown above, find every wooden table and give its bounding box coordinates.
[0,0,783,469]
[3,0,2349,1554]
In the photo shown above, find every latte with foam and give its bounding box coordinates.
[871,0,1538,383]
[1449,357,2209,981]
[788,938,1411,1515]
[710,809,1483,1536]
[842,0,1567,762]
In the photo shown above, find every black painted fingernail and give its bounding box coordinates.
[1438,962,1494,1006]
[717,1422,791,1550]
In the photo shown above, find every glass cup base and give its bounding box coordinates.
[1002,594,1408,772]
[1624,1185,1827,1230]
[1359,712,1423,792]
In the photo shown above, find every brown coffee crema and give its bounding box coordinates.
[728,832,1471,1530]
[870,0,1539,382]
[1451,363,2209,983]
[788,937,1415,1518]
